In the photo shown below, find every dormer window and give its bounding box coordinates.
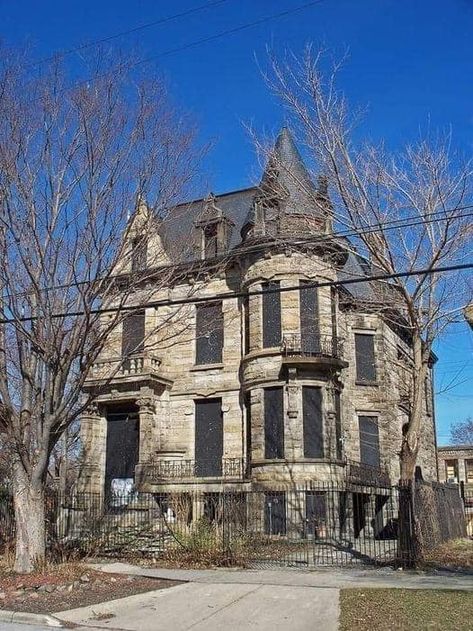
[131,236,147,272]
[203,222,218,259]
[195,193,234,260]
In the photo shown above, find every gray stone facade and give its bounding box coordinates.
[80,128,438,497]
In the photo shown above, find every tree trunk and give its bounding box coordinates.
[12,466,46,573]
[400,440,417,481]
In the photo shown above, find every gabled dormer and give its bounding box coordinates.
[194,193,235,259]
[121,197,170,273]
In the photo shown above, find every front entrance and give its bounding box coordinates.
[105,405,139,498]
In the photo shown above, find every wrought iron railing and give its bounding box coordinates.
[347,459,391,487]
[281,333,344,360]
[139,458,245,482]
[87,352,162,380]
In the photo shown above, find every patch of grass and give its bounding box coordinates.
[340,588,473,631]
[423,538,473,570]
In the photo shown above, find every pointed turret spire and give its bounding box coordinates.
[241,127,331,239]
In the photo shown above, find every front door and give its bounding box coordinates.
[105,407,139,498]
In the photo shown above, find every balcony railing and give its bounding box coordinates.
[281,333,344,360]
[87,352,162,381]
[347,459,391,487]
[138,458,245,483]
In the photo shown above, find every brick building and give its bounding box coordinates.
[80,128,438,506]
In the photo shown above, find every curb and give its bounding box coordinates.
[0,608,63,627]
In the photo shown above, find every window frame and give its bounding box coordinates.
[358,414,381,467]
[262,281,282,349]
[354,331,377,384]
[195,301,224,366]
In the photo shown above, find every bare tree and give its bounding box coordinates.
[450,417,473,445]
[264,47,473,481]
[0,50,208,572]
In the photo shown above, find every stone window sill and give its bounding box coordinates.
[355,380,378,387]
[190,363,225,372]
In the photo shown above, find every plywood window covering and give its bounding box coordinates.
[195,301,223,365]
[358,415,380,467]
[195,399,223,477]
[264,387,284,459]
[299,281,320,353]
[122,311,145,357]
[262,281,281,348]
[355,333,377,383]
[302,386,324,458]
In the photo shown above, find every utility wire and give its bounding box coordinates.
[29,0,232,67]
[0,262,471,325]
[1,204,472,301]
[24,0,325,97]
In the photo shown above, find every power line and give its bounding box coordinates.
[1,262,471,325]
[2,203,472,301]
[29,0,231,67]
[24,0,325,97]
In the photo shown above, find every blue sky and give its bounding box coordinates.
[1,0,472,442]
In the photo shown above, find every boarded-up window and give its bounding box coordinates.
[303,386,324,458]
[195,399,223,477]
[131,237,147,272]
[358,415,380,467]
[334,390,342,460]
[262,281,281,348]
[264,387,284,459]
[195,302,223,365]
[122,311,145,357]
[355,333,377,382]
[300,281,320,353]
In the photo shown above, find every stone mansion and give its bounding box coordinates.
[80,127,438,501]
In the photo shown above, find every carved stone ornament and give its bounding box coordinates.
[84,402,100,418]
[137,397,156,414]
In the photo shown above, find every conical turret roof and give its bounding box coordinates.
[242,127,327,236]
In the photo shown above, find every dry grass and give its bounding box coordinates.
[423,538,473,570]
[340,588,473,631]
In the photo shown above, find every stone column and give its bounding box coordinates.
[78,402,106,494]
[137,393,156,465]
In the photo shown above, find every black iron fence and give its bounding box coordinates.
[0,481,468,568]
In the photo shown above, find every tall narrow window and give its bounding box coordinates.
[262,281,281,348]
[195,301,223,365]
[131,236,147,272]
[334,390,342,460]
[203,223,218,258]
[302,386,324,458]
[264,492,286,535]
[264,387,284,459]
[355,333,377,383]
[122,311,145,357]
[195,399,223,477]
[358,415,380,467]
[299,281,319,353]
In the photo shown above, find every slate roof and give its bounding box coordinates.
[242,127,324,233]
[157,127,377,302]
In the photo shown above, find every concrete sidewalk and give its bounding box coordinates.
[96,561,473,591]
[53,563,472,631]
[57,581,339,630]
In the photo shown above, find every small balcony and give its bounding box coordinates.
[137,458,246,485]
[347,459,391,487]
[281,333,348,370]
[84,352,171,391]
